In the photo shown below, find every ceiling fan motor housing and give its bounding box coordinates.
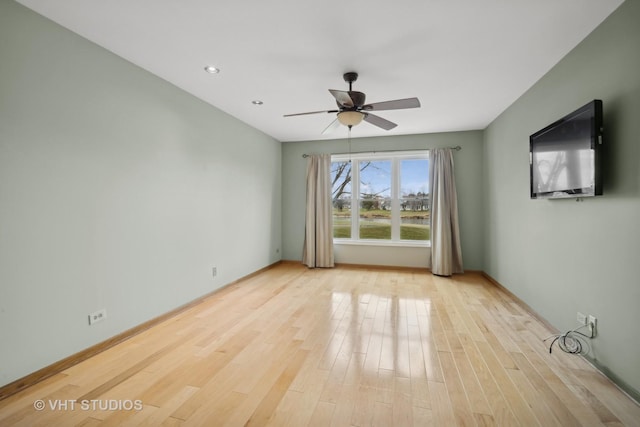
[337,91,366,109]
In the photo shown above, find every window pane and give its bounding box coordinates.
[359,160,391,240]
[400,159,430,241]
[331,161,352,238]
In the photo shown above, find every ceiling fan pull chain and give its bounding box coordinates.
[348,126,352,162]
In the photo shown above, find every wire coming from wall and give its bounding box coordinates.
[544,324,595,355]
[301,145,462,158]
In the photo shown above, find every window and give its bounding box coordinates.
[331,150,429,245]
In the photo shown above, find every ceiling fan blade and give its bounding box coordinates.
[284,109,339,117]
[363,113,397,130]
[361,97,420,111]
[321,118,341,135]
[329,89,354,108]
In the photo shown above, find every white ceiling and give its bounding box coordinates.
[16,0,623,142]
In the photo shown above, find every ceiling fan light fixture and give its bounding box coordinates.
[337,111,364,127]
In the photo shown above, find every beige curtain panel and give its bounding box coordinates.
[429,148,464,276]
[302,154,335,268]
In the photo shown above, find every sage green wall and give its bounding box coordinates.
[282,131,484,270]
[483,0,640,398]
[0,1,281,387]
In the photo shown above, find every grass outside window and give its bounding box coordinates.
[333,209,430,241]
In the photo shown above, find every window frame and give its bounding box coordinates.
[331,150,430,247]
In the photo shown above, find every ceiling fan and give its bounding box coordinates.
[284,72,421,134]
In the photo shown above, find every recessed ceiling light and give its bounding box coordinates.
[204,65,220,74]
[252,100,264,105]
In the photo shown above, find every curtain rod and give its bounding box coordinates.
[301,145,461,158]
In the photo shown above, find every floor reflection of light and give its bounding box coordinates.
[327,290,430,379]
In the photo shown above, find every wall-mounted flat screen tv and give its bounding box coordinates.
[530,100,603,199]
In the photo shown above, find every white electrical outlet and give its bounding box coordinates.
[212,267,217,278]
[88,308,107,325]
[577,312,587,325]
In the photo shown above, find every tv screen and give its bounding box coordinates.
[530,100,603,199]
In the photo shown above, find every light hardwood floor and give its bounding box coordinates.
[1,263,639,426]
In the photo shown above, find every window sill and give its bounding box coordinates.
[333,239,431,248]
